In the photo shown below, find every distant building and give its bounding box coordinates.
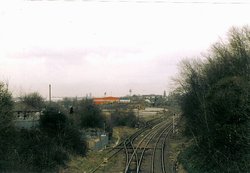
[119,97,131,103]
[142,94,162,100]
[93,97,131,105]
[93,97,119,105]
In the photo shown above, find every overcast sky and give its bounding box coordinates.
[0,0,250,98]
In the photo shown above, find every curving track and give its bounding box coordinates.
[124,120,172,173]
[89,117,173,173]
[89,118,163,173]
[151,124,172,173]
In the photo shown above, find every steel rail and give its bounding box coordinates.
[137,123,171,173]
[161,126,172,173]
[151,124,172,173]
[124,121,166,173]
[89,118,162,173]
[137,123,170,173]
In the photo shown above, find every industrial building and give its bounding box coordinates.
[93,97,130,105]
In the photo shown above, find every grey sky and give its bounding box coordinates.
[0,1,250,98]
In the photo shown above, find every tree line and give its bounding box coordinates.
[176,26,250,172]
[0,88,136,172]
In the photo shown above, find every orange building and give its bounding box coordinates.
[93,97,120,105]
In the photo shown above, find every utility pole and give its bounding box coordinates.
[173,113,175,134]
[137,105,140,126]
[49,84,52,103]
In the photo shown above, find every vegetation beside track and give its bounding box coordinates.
[167,117,188,173]
[175,26,250,172]
[64,126,137,173]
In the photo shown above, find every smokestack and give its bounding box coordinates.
[49,84,51,103]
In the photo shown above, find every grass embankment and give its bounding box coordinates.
[64,127,137,173]
[167,117,189,173]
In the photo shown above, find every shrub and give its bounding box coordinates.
[177,26,250,172]
[78,99,104,128]
[111,109,137,127]
[0,82,16,170]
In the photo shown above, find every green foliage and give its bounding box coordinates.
[40,106,68,135]
[40,106,86,154]
[16,129,68,171]
[0,94,86,172]
[4,105,87,172]
[178,26,250,172]
[19,92,45,110]
[152,96,167,107]
[165,88,182,110]
[111,109,137,127]
[0,82,14,130]
[0,82,16,170]
[57,97,79,114]
[78,99,104,128]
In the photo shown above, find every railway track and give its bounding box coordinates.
[123,120,172,173]
[89,115,178,173]
[151,124,172,173]
[89,118,163,173]
[124,121,168,173]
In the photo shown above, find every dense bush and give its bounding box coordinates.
[0,93,86,172]
[178,26,250,172]
[111,109,137,127]
[40,106,68,135]
[0,83,16,170]
[16,129,67,171]
[40,106,86,154]
[9,106,87,172]
[19,92,45,110]
[78,99,105,128]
